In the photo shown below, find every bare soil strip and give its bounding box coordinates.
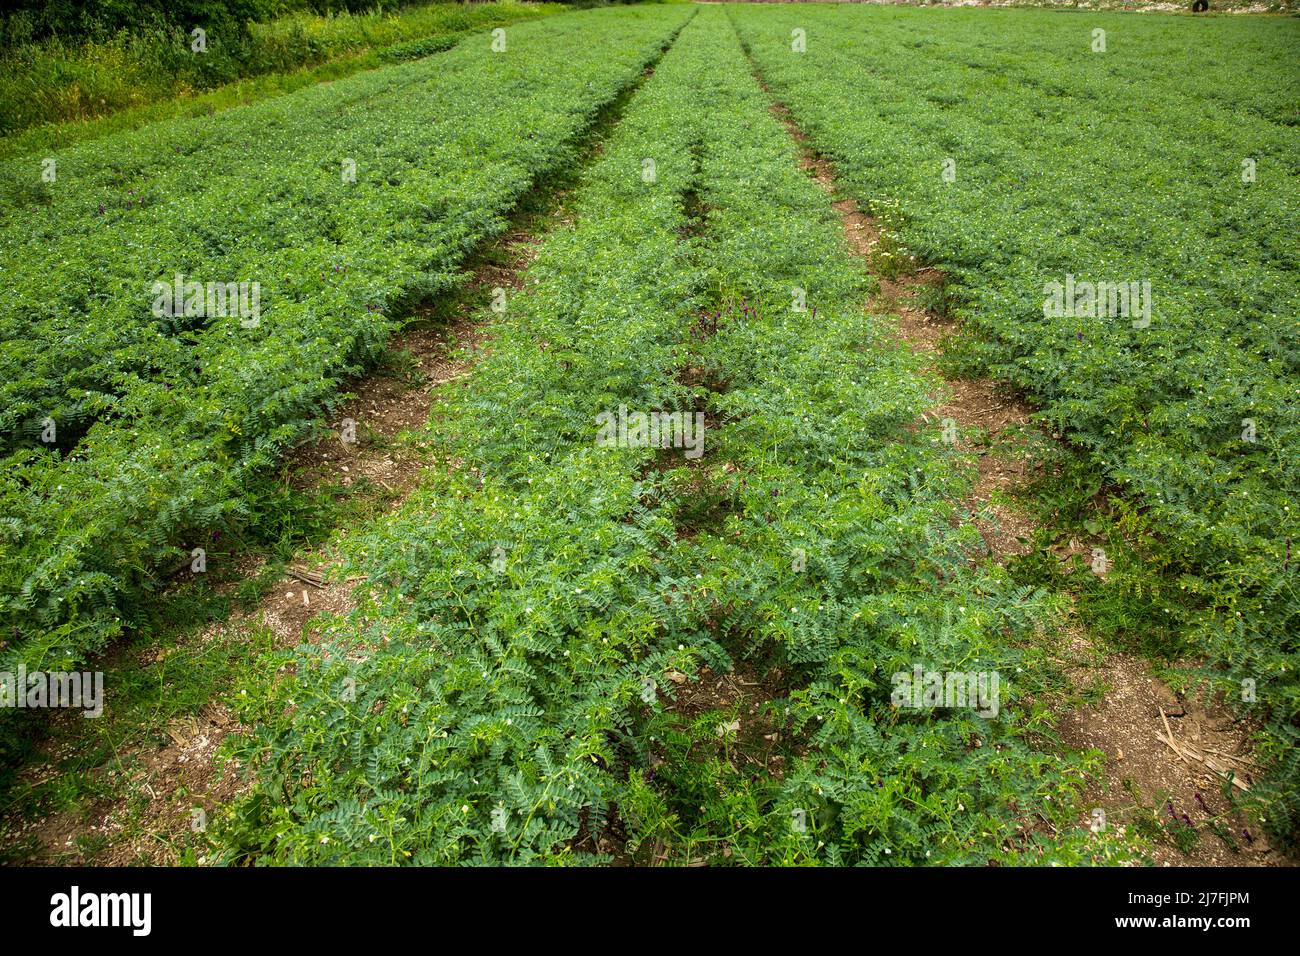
[748,59,1283,866]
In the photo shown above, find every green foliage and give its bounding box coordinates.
[216,12,707,864]
[734,1,1300,846]
[10,1,1285,868]
[214,8,1129,866]
[0,6,694,673]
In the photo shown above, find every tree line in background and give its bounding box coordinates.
[0,1,590,47]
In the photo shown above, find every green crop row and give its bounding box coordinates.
[213,8,1126,866]
[621,6,1115,866]
[215,7,715,864]
[731,4,1299,840]
[0,5,694,672]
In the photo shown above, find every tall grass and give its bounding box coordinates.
[0,2,561,138]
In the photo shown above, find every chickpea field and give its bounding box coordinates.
[0,2,1296,876]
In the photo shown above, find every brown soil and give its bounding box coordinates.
[662,664,790,779]
[1055,643,1280,866]
[288,323,478,497]
[624,664,791,866]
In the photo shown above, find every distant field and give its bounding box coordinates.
[1,2,1296,868]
